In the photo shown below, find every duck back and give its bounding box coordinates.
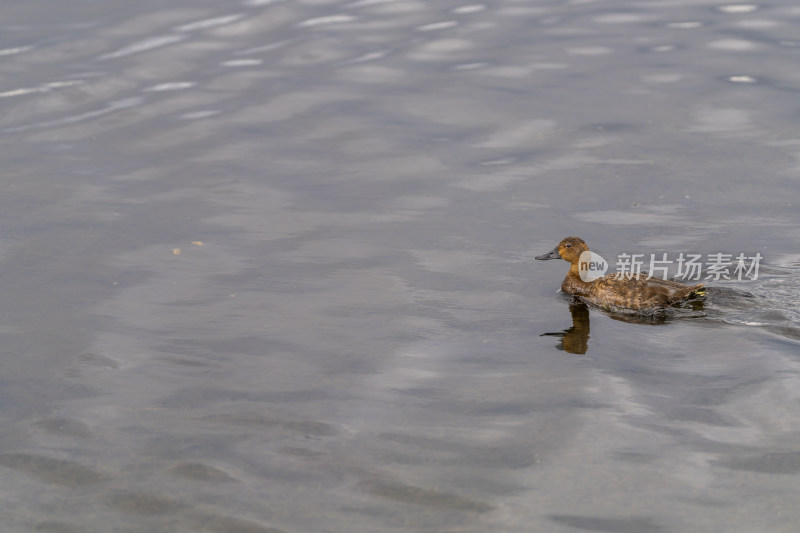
[566,272,703,311]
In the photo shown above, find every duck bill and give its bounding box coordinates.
[535,246,561,260]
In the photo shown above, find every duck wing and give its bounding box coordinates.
[628,274,704,301]
[588,273,703,309]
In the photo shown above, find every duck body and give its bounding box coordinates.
[537,237,704,313]
[561,270,702,313]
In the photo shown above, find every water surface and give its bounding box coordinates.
[0,0,799,531]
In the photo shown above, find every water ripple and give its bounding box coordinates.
[98,34,185,59]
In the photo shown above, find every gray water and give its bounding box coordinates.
[1,0,799,531]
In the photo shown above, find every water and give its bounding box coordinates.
[0,0,799,531]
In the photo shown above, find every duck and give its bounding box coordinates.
[536,236,704,312]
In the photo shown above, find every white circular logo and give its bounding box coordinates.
[579,250,608,282]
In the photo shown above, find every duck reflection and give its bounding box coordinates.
[541,303,591,354]
[541,298,705,354]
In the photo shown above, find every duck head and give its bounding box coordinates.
[535,237,589,265]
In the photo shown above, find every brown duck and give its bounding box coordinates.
[536,237,704,312]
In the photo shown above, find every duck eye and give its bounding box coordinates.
[565,243,572,248]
